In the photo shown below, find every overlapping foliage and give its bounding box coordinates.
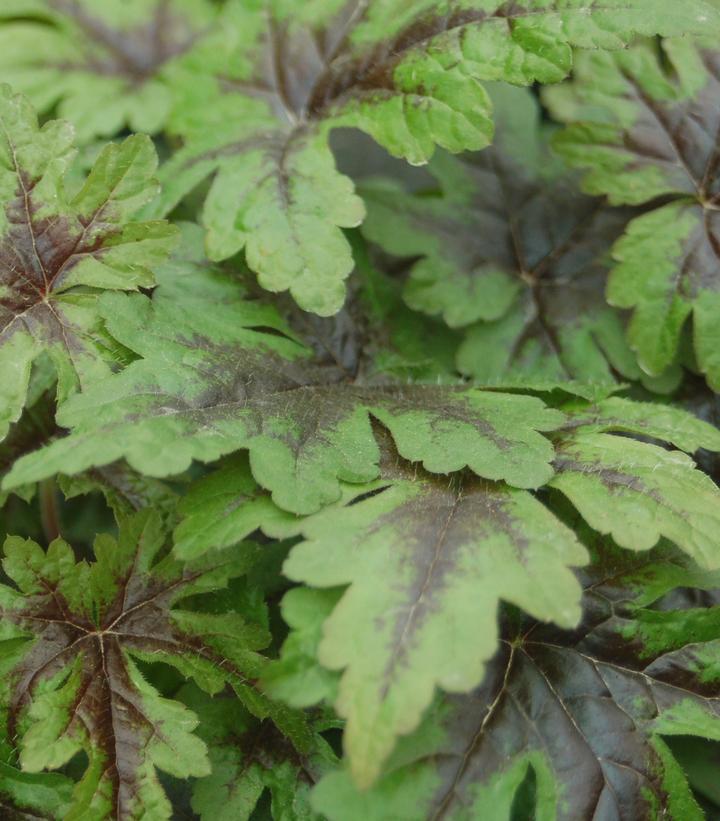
[546,35,720,390]
[1,2,720,819]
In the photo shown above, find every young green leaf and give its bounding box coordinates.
[0,86,176,441]
[313,551,720,819]
[151,0,719,315]
[362,84,666,388]
[173,454,293,560]
[0,511,271,819]
[263,587,342,710]
[546,39,720,389]
[3,290,565,513]
[281,464,588,787]
[0,0,219,140]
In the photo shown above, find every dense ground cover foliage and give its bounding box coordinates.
[1,1,720,818]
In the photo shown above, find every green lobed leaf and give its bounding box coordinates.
[559,395,720,454]
[0,0,220,141]
[548,396,720,570]
[263,587,342,711]
[150,0,719,315]
[2,286,566,513]
[0,734,73,819]
[173,454,293,560]
[312,548,720,819]
[278,415,720,784]
[0,511,274,819]
[551,432,720,570]
[545,38,720,389]
[1,8,720,818]
[281,463,587,787]
[166,392,720,569]
[174,398,720,787]
[0,85,177,442]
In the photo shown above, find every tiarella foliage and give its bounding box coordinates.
[151,0,720,315]
[361,84,667,387]
[0,0,220,140]
[0,511,314,818]
[0,86,175,441]
[167,401,720,787]
[1,2,720,820]
[546,36,720,388]
[313,547,720,819]
[183,684,337,820]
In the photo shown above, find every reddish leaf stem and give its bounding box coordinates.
[39,478,61,545]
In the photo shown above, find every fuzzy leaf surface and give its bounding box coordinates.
[313,550,720,819]
[0,0,219,140]
[2,289,564,513]
[546,39,720,388]
[0,511,271,819]
[0,731,73,819]
[0,86,176,441]
[168,394,720,566]
[560,395,720,454]
[152,0,718,314]
[547,396,720,570]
